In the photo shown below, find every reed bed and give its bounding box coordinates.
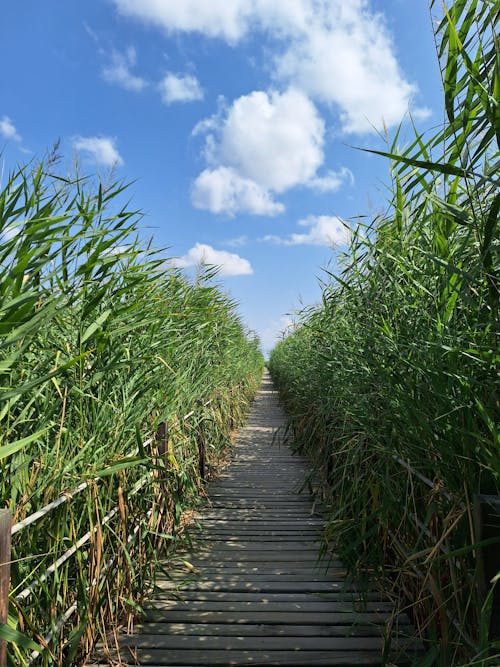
[269,2,498,665]
[0,161,263,665]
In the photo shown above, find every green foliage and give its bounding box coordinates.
[0,162,263,665]
[269,2,498,665]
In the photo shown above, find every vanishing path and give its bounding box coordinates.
[91,371,417,666]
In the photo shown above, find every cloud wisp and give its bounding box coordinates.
[0,116,22,142]
[158,72,203,104]
[225,235,249,248]
[172,243,253,276]
[101,47,147,92]
[262,215,351,247]
[73,136,124,167]
[306,167,355,193]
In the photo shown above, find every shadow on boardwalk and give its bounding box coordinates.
[89,371,420,666]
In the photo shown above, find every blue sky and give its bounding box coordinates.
[0,1,444,354]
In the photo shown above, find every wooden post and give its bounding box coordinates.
[155,421,168,457]
[195,400,206,481]
[198,430,206,481]
[0,509,12,667]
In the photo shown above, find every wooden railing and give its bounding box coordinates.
[0,398,213,666]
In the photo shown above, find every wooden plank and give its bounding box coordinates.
[168,560,341,570]
[114,648,397,665]
[179,553,325,563]
[145,600,394,612]
[195,519,324,526]
[196,536,321,543]
[192,520,324,525]
[161,571,348,581]
[150,591,377,603]
[132,622,411,636]
[162,568,346,580]
[154,581,355,593]
[183,541,322,550]
[144,609,400,624]
[123,634,403,650]
[86,658,382,667]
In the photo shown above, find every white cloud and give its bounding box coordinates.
[172,243,253,276]
[225,235,248,248]
[112,0,428,134]
[112,0,254,42]
[158,72,203,104]
[306,167,354,193]
[191,167,284,216]
[192,89,327,215]
[216,89,324,192]
[273,8,422,134]
[83,21,100,44]
[262,215,351,247]
[112,0,314,43]
[102,47,147,92]
[0,116,21,142]
[73,136,124,167]
[413,106,433,121]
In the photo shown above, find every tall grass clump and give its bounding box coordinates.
[270,1,498,664]
[0,161,263,666]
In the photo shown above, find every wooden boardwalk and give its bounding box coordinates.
[91,372,418,666]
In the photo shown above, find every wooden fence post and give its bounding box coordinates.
[198,428,206,481]
[155,421,168,457]
[195,400,206,481]
[0,509,12,667]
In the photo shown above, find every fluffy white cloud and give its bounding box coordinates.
[112,0,427,133]
[191,167,284,216]
[159,73,203,104]
[73,136,124,167]
[192,89,327,215]
[263,215,351,246]
[0,116,21,142]
[172,243,253,276]
[273,6,422,134]
[101,47,147,92]
[112,0,315,42]
[112,0,253,42]
[216,89,324,192]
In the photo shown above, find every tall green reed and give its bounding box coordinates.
[270,1,498,664]
[0,161,263,665]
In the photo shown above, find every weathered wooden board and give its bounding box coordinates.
[149,592,382,603]
[154,581,355,593]
[143,609,403,625]
[91,648,406,666]
[121,634,410,650]
[132,621,411,636]
[144,600,393,613]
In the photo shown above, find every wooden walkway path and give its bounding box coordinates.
[91,372,418,666]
